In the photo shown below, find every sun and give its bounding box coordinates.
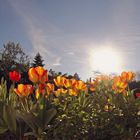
[89,47,123,74]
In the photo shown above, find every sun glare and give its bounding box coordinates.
[89,47,123,74]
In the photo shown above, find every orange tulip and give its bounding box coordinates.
[121,71,135,82]
[35,83,54,99]
[28,66,48,83]
[14,84,33,97]
[63,78,77,88]
[63,78,71,88]
[54,88,67,97]
[34,83,48,99]
[74,80,87,91]
[68,89,77,96]
[35,88,49,99]
[46,83,54,93]
[70,78,77,86]
[54,76,65,87]
[112,76,128,93]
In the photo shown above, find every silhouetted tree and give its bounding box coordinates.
[0,42,30,91]
[32,52,44,67]
[0,42,30,77]
[73,73,80,80]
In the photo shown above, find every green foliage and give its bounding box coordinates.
[16,94,57,139]
[0,79,17,134]
[0,79,57,140]
[0,77,139,139]
[45,82,140,140]
[0,42,30,74]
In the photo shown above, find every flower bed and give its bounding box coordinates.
[0,67,140,140]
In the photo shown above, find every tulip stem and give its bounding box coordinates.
[25,98,30,112]
[20,98,27,112]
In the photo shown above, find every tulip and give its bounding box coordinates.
[35,89,40,99]
[63,78,71,88]
[70,78,77,86]
[54,76,65,87]
[121,71,135,82]
[54,88,67,97]
[46,83,54,93]
[35,88,48,99]
[28,66,48,83]
[135,93,140,98]
[35,83,54,99]
[35,83,46,99]
[9,71,21,82]
[112,76,128,93]
[74,80,87,91]
[68,89,77,96]
[63,78,76,88]
[14,84,33,97]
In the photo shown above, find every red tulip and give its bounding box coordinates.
[135,93,140,98]
[9,71,21,82]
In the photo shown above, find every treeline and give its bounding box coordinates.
[1,42,140,92]
[0,42,80,89]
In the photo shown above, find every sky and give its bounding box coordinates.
[1,0,140,80]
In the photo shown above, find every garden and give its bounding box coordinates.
[0,66,140,140]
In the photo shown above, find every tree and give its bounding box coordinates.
[32,52,45,67]
[0,42,30,79]
[0,42,30,70]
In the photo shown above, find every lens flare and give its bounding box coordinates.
[89,47,123,74]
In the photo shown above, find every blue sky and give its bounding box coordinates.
[0,0,140,79]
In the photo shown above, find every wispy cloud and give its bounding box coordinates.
[52,57,61,66]
[8,0,62,68]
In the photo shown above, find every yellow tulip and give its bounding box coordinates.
[54,88,67,97]
[63,78,71,88]
[121,71,135,82]
[35,88,40,99]
[68,89,77,96]
[74,80,87,91]
[28,68,38,83]
[112,76,128,93]
[54,76,65,87]
[63,78,77,88]
[35,87,49,99]
[46,83,54,93]
[28,66,48,83]
[14,84,33,97]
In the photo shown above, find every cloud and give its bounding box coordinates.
[52,57,61,66]
[8,0,62,68]
[67,52,75,55]
[7,0,109,79]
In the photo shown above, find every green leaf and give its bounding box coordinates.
[0,126,8,134]
[3,105,16,133]
[16,111,38,134]
[24,131,35,137]
[45,108,57,129]
[0,118,8,134]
